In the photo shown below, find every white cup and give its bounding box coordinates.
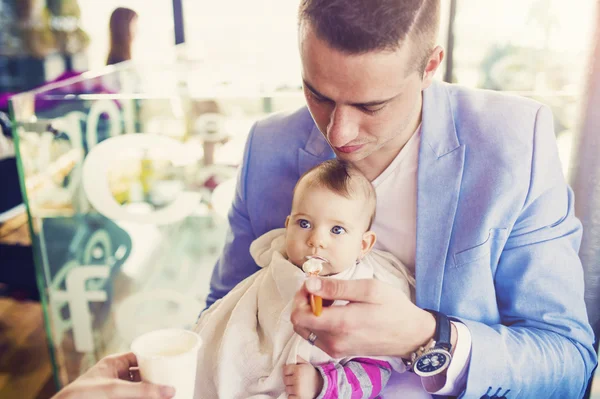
[131,328,202,399]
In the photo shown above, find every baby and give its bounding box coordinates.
[194,159,414,399]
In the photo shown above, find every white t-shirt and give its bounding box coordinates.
[370,127,471,398]
[371,126,420,272]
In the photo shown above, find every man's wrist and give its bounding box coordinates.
[401,310,459,364]
[406,308,437,357]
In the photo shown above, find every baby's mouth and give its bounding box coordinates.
[303,255,338,276]
[305,255,328,263]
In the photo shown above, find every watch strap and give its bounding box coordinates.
[425,309,452,352]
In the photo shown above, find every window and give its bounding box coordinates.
[450,0,596,176]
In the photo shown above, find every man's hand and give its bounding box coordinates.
[52,352,175,399]
[283,357,323,399]
[291,277,437,359]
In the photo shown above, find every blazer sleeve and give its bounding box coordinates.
[205,122,261,308]
[457,106,598,398]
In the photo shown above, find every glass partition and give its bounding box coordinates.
[8,59,305,387]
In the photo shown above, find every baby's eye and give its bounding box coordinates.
[298,219,311,229]
[331,226,346,235]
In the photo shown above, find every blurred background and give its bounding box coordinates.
[0,0,599,398]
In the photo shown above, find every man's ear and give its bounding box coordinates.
[421,45,444,90]
[360,230,377,257]
[285,216,290,228]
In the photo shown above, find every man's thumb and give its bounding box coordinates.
[306,277,345,300]
[307,278,382,303]
[305,277,322,293]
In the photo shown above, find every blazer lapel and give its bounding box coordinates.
[416,82,465,310]
[298,124,335,175]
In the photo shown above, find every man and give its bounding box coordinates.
[207,0,597,397]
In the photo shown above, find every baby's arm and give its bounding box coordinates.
[283,358,392,399]
[315,358,393,399]
[283,361,323,399]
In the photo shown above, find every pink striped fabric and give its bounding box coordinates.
[317,358,392,399]
[351,358,389,398]
[343,364,364,398]
[320,362,339,397]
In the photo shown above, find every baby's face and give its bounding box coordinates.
[285,182,373,275]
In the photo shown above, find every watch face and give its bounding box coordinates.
[414,349,451,377]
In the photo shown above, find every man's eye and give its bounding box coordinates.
[361,105,386,115]
[298,219,311,229]
[331,226,346,235]
[309,91,330,104]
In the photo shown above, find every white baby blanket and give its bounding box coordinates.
[193,228,414,399]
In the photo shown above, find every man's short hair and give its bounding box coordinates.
[295,159,377,229]
[298,0,440,73]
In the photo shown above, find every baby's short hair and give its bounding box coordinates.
[295,159,377,229]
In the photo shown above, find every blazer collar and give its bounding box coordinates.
[421,80,461,157]
[415,81,465,310]
[298,123,334,175]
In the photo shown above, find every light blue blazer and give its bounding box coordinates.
[207,81,597,398]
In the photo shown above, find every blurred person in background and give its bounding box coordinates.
[106,7,138,66]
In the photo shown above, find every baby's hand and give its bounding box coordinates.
[283,357,323,399]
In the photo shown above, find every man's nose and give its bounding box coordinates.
[327,105,359,147]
